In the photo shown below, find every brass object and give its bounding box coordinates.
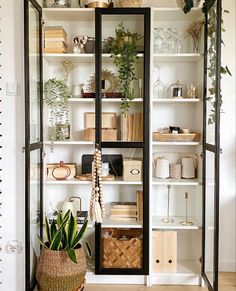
[87,1,109,8]
[180,192,194,226]
[162,185,175,224]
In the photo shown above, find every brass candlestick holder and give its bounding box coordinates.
[180,192,194,226]
[162,185,175,224]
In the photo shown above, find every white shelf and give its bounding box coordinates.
[44,53,143,63]
[153,7,202,21]
[153,53,203,63]
[101,217,142,229]
[152,216,201,230]
[152,141,201,146]
[68,98,143,103]
[44,140,94,145]
[43,8,95,21]
[152,178,201,186]
[153,98,201,103]
[44,178,143,185]
[152,260,201,285]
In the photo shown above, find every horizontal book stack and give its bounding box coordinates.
[44,26,68,53]
[121,112,143,142]
[109,202,138,222]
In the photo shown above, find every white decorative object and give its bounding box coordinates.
[153,157,169,179]
[102,162,109,177]
[181,157,196,179]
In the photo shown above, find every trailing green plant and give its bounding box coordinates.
[38,210,92,264]
[44,78,70,141]
[108,23,141,114]
[182,0,231,125]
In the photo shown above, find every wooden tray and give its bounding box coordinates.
[153,132,201,142]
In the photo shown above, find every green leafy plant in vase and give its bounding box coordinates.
[108,22,142,114]
[36,210,92,291]
[44,78,70,142]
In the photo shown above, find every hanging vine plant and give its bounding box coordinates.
[108,22,142,114]
[182,0,231,124]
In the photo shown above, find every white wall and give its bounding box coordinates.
[0,0,25,290]
[0,0,235,290]
[219,0,236,272]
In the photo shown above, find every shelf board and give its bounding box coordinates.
[152,216,201,230]
[43,8,95,21]
[153,53,203,63]
[44,178,143,185]
[152,141,201,146]
[153,98,201,103]
[44,140,94,145]
[152,178,201,186]
[101,217,142,229]
[68,98,143,103]
[153,7,202,21]
[44,53,143,63]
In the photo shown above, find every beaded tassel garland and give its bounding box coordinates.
[89,145,105,223]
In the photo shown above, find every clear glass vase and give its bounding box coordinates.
[192,37,200,53]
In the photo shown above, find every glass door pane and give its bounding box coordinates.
[205,151,215,286]
[29,2,41,144]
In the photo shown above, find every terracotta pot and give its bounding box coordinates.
[36,246,86,291]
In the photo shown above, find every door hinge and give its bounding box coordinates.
[220,148,223,154]
[200,152,204,159]
[41,18,45,25]
[42,150,46,159]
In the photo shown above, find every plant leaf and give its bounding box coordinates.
[225,65,232,76]
[45,215,51,243]
[37,235,48,249]
[50,220,57,241]
[57,211,62,227]
[67,213,78,248]
[50,230,62,250]
[85,241,92,259]
[72,220,88,248]
[66,249,77,264]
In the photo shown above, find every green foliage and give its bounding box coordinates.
[108,23,141,113]
[38,210,92,264]
[44,78,70,140]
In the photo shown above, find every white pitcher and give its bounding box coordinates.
[153,157,169,179]
[62,196,81,217]
[181,157,196,179]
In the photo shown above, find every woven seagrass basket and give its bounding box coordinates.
[119,0,142,7]
[36,246,86,291]
[102,228,143,268]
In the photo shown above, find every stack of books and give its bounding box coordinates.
[109,202,138,222]
[121,112,143,141]
[44,26,68,53]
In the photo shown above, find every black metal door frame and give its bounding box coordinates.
[24,0,43,290]
[95,8,150,275]
[202,1,221,290]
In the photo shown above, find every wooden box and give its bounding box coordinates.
[153,132,201,142]
[123,158,142,181]
[84,112,117,129]
[152,231,177,273]
[83,128,117,141]
[46,163,76,180]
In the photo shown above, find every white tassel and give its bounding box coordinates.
[93,201,102,223]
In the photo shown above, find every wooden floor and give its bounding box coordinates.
[85,273,236,291]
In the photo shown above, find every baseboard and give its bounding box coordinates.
[219,260,236,272]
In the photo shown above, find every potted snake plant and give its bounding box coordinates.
[36,210,91,291]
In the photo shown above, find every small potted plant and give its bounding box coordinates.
[36,210,92,291]
[108,22,142,113]
[44,78,70,141]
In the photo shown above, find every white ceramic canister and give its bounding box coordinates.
[153,157,169,179]
[181,157,196,179]
[62,196,81,217]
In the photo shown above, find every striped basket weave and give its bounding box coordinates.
[102,228,143,268]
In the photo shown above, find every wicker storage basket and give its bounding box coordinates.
[153,132,201,142]
[119,0,142,7]
[102,228,143,268]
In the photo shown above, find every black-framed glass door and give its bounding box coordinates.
[24,0,43,290]
[202,1,222,290]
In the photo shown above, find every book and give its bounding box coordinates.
[45,41,67,49]
[44,48,67,54]
[110,209,137,216]
[137,190,143,221]
[45,37,67,42]
[110,202,137,209]
[109,216,137,222]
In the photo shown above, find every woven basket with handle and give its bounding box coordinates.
[36,246,86,291]
[119,0,142,7]
[102,228,143,268]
